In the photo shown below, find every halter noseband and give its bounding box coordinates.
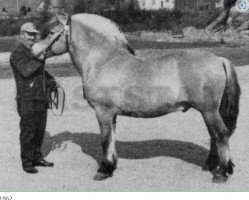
[64,14,71,51]
[57,14,71,52]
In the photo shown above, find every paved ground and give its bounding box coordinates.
[1,49,249,191]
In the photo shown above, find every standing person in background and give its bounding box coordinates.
[9,22,57,174]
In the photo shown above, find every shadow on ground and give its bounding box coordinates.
[42,131,208,168]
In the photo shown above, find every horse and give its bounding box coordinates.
[32,11,241,183]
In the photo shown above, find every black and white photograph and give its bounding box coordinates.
[0,0,249,192]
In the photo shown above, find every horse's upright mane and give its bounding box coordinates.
[72,14,128,45]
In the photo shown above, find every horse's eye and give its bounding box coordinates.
[49,31,55,34]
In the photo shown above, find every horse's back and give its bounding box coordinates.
[87,49,227,116]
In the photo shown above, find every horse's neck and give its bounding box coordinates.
[69,41,118,82]
[69,20,127,82]
[86,46,119,68]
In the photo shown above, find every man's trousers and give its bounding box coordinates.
[17,100,47,168]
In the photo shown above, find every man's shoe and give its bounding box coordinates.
[34,159,54,167]
[23,166,38,174]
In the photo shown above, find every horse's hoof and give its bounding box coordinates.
[227,160,235,175]
[212,174,228,184]
[227,165,234,175]
[93,172,112,181]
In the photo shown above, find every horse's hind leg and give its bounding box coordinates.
[202,134,219,172]
[94,106,117,181]
[201,113,220,172]
[202,111,233,183]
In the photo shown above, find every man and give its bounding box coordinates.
[9,22,57,174]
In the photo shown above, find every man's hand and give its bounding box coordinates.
[36,49,47,61]
[31,43,47,57]
[31,31,62,57]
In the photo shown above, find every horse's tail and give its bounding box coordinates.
[219,58,241,135]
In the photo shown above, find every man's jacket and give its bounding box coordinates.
[10,42,55,102]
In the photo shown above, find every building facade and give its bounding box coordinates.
[135,0,216,12]
[215,0,225,8]
[136,0,175,11]
[175,0,216,13]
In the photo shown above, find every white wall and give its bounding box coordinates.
[137,0,175,11]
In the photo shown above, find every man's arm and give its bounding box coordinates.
[10,49,44,78]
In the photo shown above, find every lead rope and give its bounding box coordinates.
[64,15,86,99]
[48,15,70,116]
[50,85,65,116]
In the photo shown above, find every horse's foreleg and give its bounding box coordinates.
[94,107,117,181]
[202,111,233,183]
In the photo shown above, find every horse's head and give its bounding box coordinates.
[32,11,70,56]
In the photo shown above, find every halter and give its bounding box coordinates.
[41,14,71,53]
[61,14,71,51]
[55,13,71,52]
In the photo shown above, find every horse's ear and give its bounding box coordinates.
[55,11,69,26]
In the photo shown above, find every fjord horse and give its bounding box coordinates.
[32,11,241,183]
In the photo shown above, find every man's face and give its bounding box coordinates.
[22,31,37,46]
